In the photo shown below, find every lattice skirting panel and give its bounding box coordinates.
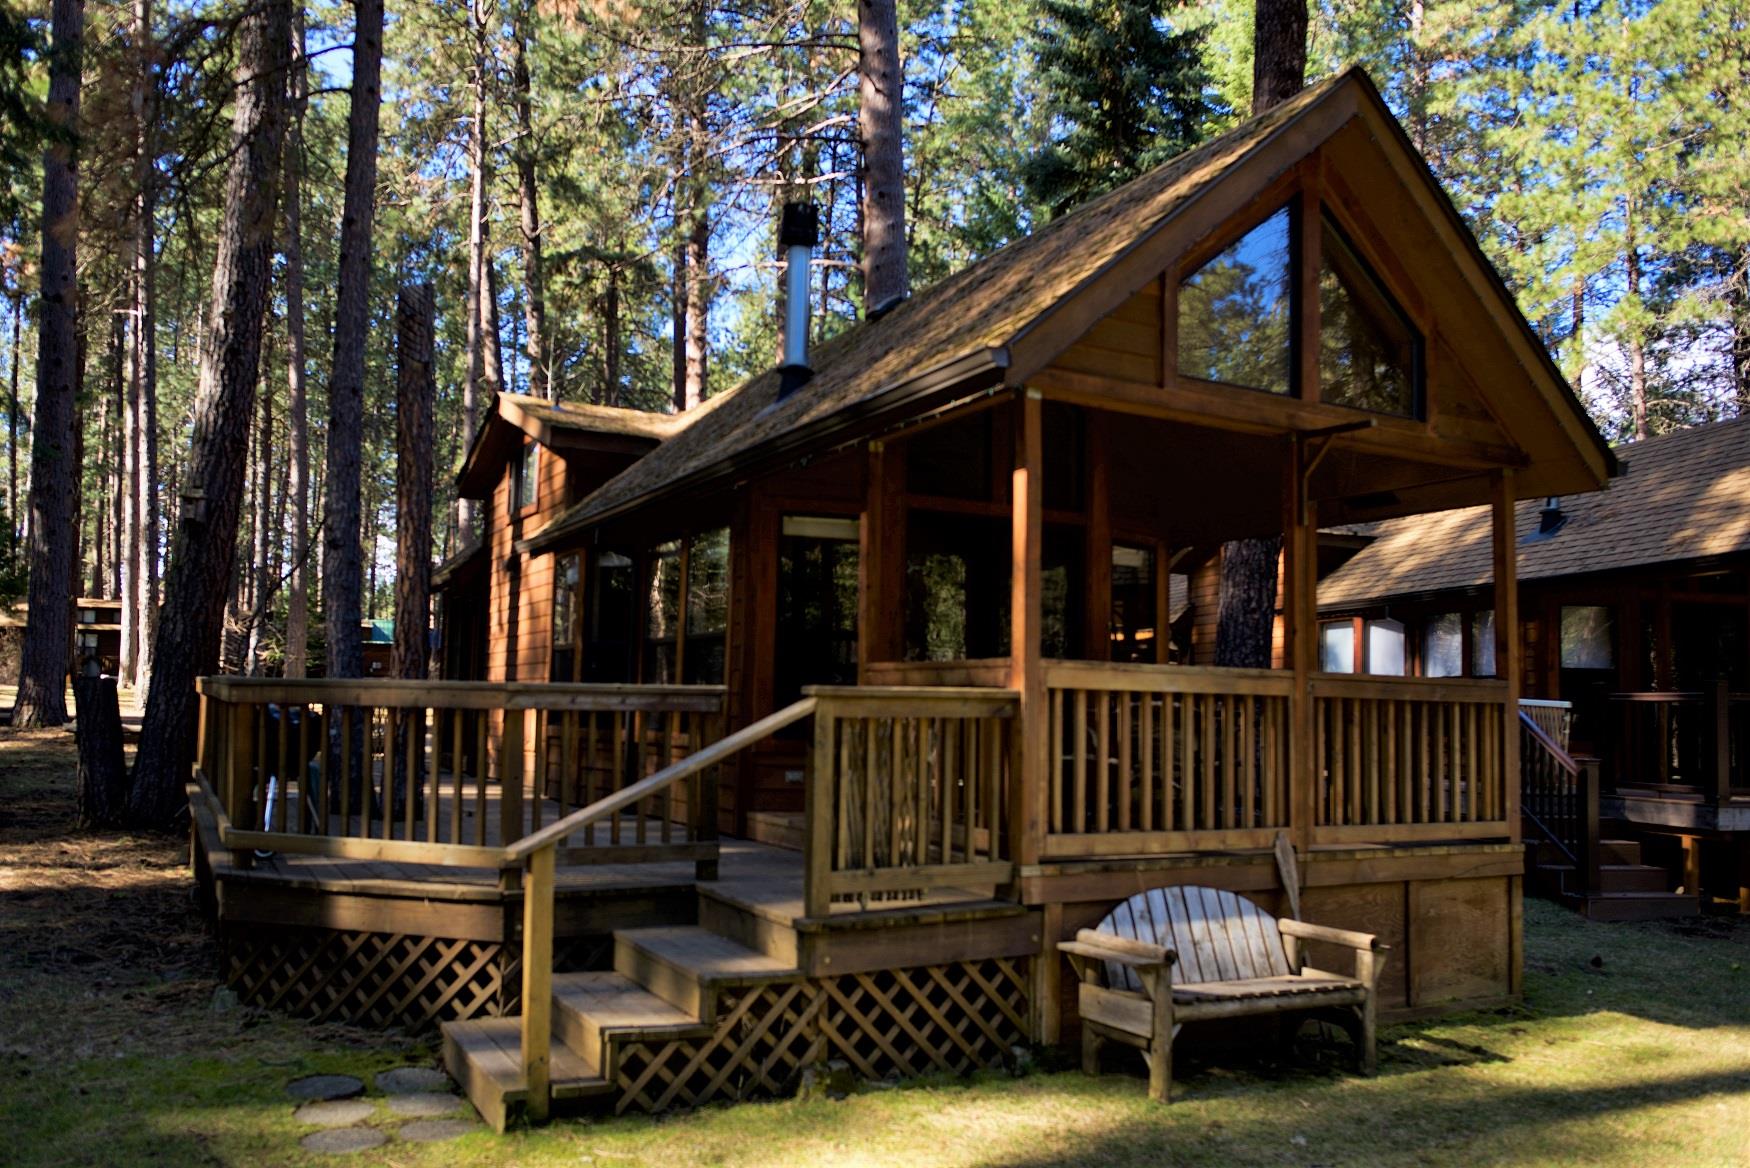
[221,927,610,1031]
[613,957,1033,1113]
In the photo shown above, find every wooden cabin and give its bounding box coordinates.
[189,70,1614,1127]
[1321,416,1750,916]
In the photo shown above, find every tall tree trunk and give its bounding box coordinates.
[1250,0,1306,116]
[129,0,290,826]
[674,0,708,411]
[394,283,435,680]
[14,0,85,728]
[7,290,21,551]
[858,0,907,314]
[320,0,384,684]
[483,258,505,394]
[1626,209,1649,440]
[121,0,157,690]
[671,240,687,411]
[1731,253,1750,415]
[511,4,548,401]
[459,0,492,537]
[1406,0,1429,156]
[1570,275,1585,397]
[1209,0,1307,670]
[283,5,311,677]
[245,360,273,673]
[603,260,621,407]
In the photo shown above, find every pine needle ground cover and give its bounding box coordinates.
[4,724,1749,1168]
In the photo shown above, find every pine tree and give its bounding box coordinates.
[1022,0,1217,217]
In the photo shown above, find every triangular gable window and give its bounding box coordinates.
[1177,207,1293,396]
[1318,216,1420,417]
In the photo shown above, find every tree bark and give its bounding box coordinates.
[459,0,492,537]
[320,0,384,684]
[1250,0,1307,116]
[671,239,688,411]
[858,0,907,315]
[74,675,128,828]
[14,0,85,728]
[7,290,21,553]
[245,355,273,673]
[283,5,311,678]
[129,0,290,828]
[394,283,435,680]
[120,0,158,692]
[511,3,548,401]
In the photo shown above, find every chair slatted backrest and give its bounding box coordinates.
[1092,886,1293,991]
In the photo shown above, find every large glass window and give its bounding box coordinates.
[1318,218,1420,417]
[585,551,635,682]
[775,516,861,706]
[1178,207,1294,395]
[905,513,1008,660]
[1423,612,1463,678]
[552,554,580,681]
[1560,606,1615,669]
[1320,620,1357,673]
[643,541,684,683]
[1366,618,1406,676]
[1472,610,1497,677]
[1110,544,1157,663]
[683,529,730,684]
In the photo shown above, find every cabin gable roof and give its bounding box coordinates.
[531,68,1612,551]
[456,392,679,498]
[1319,416,1750,607]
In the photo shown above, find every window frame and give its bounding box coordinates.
[512,440,542,513]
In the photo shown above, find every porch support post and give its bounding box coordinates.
[1491,469,1521,842]
[858,440,905,676]
[1010,389,1046,875]
[1285,437,1317,854]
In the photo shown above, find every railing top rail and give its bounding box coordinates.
[1518,698,1573,710]
[803,684,1020,700]
[1519,709,1580,775]
[1043,660,1293,695]
[505,695,819,862]
[1607,690,1704,704]
[196,676,727,712]
[1309,674,1509,701]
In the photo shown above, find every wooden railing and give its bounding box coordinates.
[803,686,1018,916]
[194,677,726,868]
[1519,699,1573,752]
[1310,675,1510,843]
[1607,682,1748,800]
[1519,710,1601,892]
[1042,662,1293,857]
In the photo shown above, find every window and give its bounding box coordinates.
[1560,605,1615,669]
[513,441,541,510]
[1366,618,1406,676]
[1040,525,1084,660]
[1319,218,1420,417]
[1472,610,1497,677]
[1423,612,1463,678]
[1178,207,1294,396]
[1110,544,1157,663]
[552,554,580,681]
[905,513,1008,660]
[643,541,684,683]
[683,528,729,684]
[585,552,635,682]
[1320,620,1356,673]
[775,516,861,706]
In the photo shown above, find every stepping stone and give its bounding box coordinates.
[286,1074,365,1102]
[386,1092,462,1118]
[300,1128,387,1155]
[375,1066,453,1095]
[397,1119,477,1143]
[294,1099,377,1128]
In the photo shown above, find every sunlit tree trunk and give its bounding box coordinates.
[283,3,312,678]
[858,0,907,314]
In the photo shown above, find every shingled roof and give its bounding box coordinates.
[527,74,1360,550]
[1319,416,1750,607]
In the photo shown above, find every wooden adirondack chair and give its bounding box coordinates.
[1059,885,1388,1101]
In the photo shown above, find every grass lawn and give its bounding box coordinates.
[5,724,1749,1168]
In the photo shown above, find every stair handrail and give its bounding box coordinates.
[504,695,819,1122]
[1519,710,1602,894]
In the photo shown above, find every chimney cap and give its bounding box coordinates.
[779,201,820,249]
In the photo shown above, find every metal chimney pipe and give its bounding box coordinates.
[778,201,820,399]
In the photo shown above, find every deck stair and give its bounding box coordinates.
[1525,837,1698,922]
[443,915,802,1130]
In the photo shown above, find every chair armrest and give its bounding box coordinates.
[1278,918,1386,952]
[1059,928,1175,969]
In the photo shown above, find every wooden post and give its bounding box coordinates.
[1009,390,1046,875]
[1491,469,1521,843]
[501,706,525,846]
[857,440,904,674]
[804,697,835,919]
[1578,758,1602,893]
[519,845,554,1123]
[1284,437,1318,853]
[1708,678,1731,809]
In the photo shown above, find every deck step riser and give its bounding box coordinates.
[1576,894,1699,923]
[615,935,708,1019]
[1596,866,1671,894]
[698,894,800,966]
